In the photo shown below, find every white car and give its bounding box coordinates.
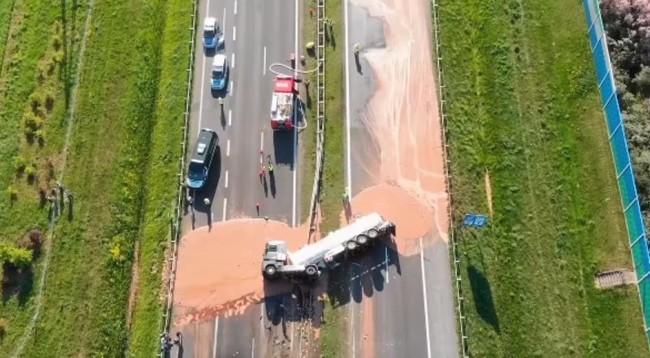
[203,17,224,49]
[210,54,229,90]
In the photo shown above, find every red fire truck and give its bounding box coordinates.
[269,76,296,130]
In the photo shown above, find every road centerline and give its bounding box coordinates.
[263,46,267,75]
[229,81,234,96]
[225,170,229,188]
[260,131,265,164]
[232,52,235,68]
[234,0,238,14]
[222,198,228,221]
[212,317,219,358]
[228,109,232,126]
[233,26,237,41]
[226,139,230,157]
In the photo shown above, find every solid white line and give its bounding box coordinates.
[260,131,264,152]
[223,8,226,37]
[419,238,432,358]
[234,0,238,14]
[228,109,232,126]
[229,81,234,96]
[385,246,389,284]
[231,52,235,68]
[225,170,229,188]
[251,338,255,358]
[222,198,228,221]
[226,139,231,157]
[212,317,219,358]
[233,26,237,41]
[350,304,356,358]
[263,47,267,75]
[344,0,352,193]
[291,0,298,228]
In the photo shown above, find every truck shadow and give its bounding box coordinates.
[272,131,295,170]
[326,240,401,307]
[262,278,327,332]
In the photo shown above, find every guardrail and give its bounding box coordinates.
[430,0,470,356]
[582,0,650,347]
[159,0,198,352]
[307,0,327,239]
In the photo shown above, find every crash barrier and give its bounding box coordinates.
[430,0,470,356]
[307,0,327,240]
[159,0,198,354]
[583,0,650,345]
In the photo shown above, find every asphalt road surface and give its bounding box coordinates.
[171,0,304,356]
[343,1,460,357]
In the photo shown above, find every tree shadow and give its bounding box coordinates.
[467,265,500,333]
[1,264,34,306]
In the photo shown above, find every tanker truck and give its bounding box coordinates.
[262,212,395,280]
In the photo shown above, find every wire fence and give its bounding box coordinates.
[159,0,198,351]
[307,0,327,238]
[582,0,650,346]
[430,0,469,356]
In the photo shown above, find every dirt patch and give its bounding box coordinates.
[485,170,494,216]
[348,0,450,248]
[173,219,311,326]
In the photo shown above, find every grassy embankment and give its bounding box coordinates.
[0,0,190,356]
[438,0,649,355]
[300,0,347,356]
[0,0,87,350]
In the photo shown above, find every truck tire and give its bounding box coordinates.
[367,229,379,239]
[305,265,318,277]
[264,265,278,278]
[356,234,369,245]
[346,240,358,251]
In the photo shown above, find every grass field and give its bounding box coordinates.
[0,0,191,356]
[299,0,348,355]
[438,0,649,356]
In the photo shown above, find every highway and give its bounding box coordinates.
[343,0,460,357]
[172,0,303,356]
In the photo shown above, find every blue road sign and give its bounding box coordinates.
[463,214,489,228]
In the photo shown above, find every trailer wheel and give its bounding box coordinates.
[367,229,379,239]
[356,234,369,245]
[346,240,358,251]
[305,265,318,277]
[264,265,278,278]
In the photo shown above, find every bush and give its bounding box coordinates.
[6,186,17,201]
[18,230,44,258]
[44,91,55,112]
[29,91,43,113]
[52,34,62,50]
[0,318,7,338]
[24,164,37,179]
[13,155,26,173]
[0,244,33,269]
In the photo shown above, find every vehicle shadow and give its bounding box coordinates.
[272,131,295,170]
[326,239,401,307]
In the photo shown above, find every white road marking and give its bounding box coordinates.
[251,338,255,358]
[260,131,265,164]
[291,0,298,228]
[231,52,235,68]
[419,238,432,358]
[225,170,229,188]
[222,198,228,221]
[228,109,232,126]
[229,81,234,96]
[344,0,352,193]
[222,8,226,37]
[263,46,267,75]
[211,211,214,222]
[385,246,389,284]
[212,317,219,358]
[226,139,231,157]
[234,0,238,14]
[233,26,237,41]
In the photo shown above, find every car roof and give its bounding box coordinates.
[191,129,217,163]
[213,54,227,66]
[204,17,217,28]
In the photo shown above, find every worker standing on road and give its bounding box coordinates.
[218,97,224,107]
[203,198,211,206]
[354,43,363,54]
[268,163,274,174]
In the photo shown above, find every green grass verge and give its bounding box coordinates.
[0,0,87,351]
[300,1,317,224]
[303,0,348,355]
[438,0,649,356]
[126,0,193,354]
[0,0,189,355]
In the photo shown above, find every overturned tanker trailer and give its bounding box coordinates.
[262,212,396,280]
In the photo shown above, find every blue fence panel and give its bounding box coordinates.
[583,0,650,346]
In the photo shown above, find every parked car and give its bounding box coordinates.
[186,128,219,190]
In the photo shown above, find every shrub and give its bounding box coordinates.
[53,50,64,64]
[0,244,33,268]
[52,34,62,50]
[24,164,37,180]
[13,155,26,173]
[29,91,43,113]
[44,91,55,112]
[36,129,45,145]
[0,318,7,338]
[6,186,17,201]
[22,112,39,131]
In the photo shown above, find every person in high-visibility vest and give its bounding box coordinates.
[218,97,224,107]
[353,43,363,54]
[306,42,315,51]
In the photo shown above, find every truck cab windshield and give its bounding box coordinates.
[204,29,215,37]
